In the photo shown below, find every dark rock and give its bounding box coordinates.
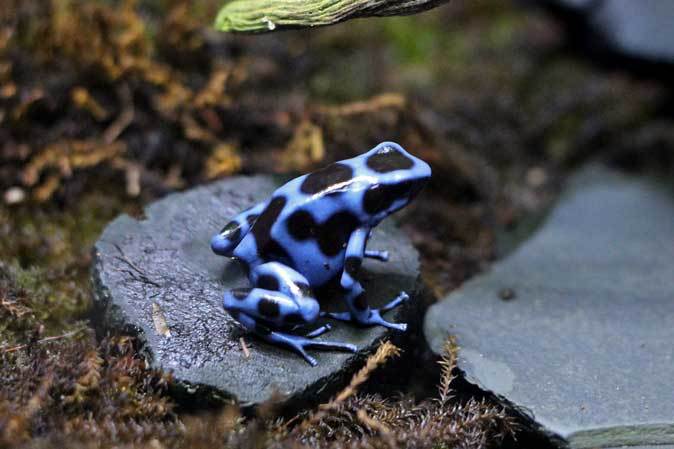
[424,166,674,448]
[548,0,674,63]
[607,446,674,449]
[92,176,421,407]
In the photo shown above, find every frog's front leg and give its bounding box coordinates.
[324,228,408,331]
[363,230,389,262]
[223,262,357,366]
[211,201,267,257]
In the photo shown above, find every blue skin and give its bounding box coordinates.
[211,142,431,366]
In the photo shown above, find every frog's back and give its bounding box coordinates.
[238,161,367,286]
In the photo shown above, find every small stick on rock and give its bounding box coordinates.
[240,337,251,359]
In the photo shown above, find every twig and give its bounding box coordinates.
[152,302,172,337]
[357,408,398,448]
[298,340,400,431]
[240,337,250,358]
[1,327,85,353]
[103,84,134,144]
[315,93,406,117]
[437,335,458,404]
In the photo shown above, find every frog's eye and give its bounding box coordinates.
[366,146,414,173]
[301,163,354,194]
[363,182,408,214]
[363,178,427,214]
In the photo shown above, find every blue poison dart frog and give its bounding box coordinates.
[211,142,431,366]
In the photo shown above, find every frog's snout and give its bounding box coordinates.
[418,157,432,180]
[211,233,235,256]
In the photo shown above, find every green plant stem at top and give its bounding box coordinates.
[215,0,450,33]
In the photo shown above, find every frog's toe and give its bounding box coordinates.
[303,352,319,366]
[304,323,332,338]
[297,349,318,367]
[323,291,409,332]
[274,332,357,366]
[381,291,409,313]
[307,339,358,353]
[365,250,389,261]
[367,309,407,332]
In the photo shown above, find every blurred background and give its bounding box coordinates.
[0,0,672,446]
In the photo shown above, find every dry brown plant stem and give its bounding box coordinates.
[299,340,401,431]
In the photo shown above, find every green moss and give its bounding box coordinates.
[382,15,443,65]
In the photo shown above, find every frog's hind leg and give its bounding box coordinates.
[322,283,409,332]
[325,227,408,330]
[223,262,357,366]
[232,312,355,366]
[211,201,267,256]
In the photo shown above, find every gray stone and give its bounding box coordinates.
[424,166,674,448]
[549,0,674,62]
[593,0,674,62]
[92,176,420,407]
[607,446,674,449]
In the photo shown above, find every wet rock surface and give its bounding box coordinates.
[424,166,674,448]
[92,176,420,406]
[551,0,674,62]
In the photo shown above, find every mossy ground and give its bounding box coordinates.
[1,0,672,448]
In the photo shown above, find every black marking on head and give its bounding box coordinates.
[246,214,259,227]
[362,180,425,215]
[258,297,281,318]
[295,282,312,298]
[285,312,305,325]
[353,292,368,311]
[300,163,353,194]
[318,211,360,257]
[287,209,317,241]
[232,289,250,300]
[220,220,242,242]
[257,274,280,292]
[345,256,362,277]
[366,147,414,173]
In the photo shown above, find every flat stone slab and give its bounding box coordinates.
[92,176,420,406]
[608,446,674,449]
[424,166,674,448]
[549,0,674,62]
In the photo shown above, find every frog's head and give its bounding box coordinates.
[361,142,431,221]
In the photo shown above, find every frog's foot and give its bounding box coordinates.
[364,250,389,262]
[234,313,356,366]
[323,292,409,332]
[267,330,358,366]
